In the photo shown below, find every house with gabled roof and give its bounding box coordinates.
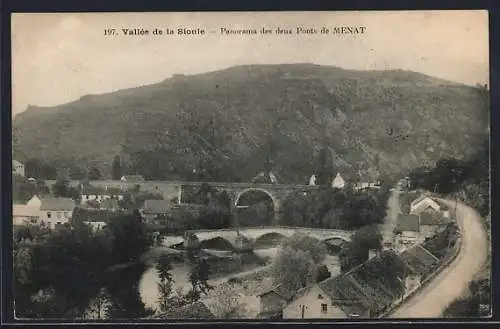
[331,173,346,189]
[419,212,449,239]
[150,301,215,319]
[398,244,440,298]
[39,197,75,229]
[13,204,41,226]
[283,250,409,319]
[13,160,25,177]
[410,196,441,215]
[258,284,295,318]
[394,214,421,250]
[120,175,145,183]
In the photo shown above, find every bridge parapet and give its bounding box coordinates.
[188,226,353,243]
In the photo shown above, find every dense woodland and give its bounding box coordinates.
[13,212,213,319]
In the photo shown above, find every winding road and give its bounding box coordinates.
[389,198,489,318]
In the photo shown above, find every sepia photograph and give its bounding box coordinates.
[11,11,490,321]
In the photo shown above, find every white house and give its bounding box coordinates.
[80,186,124,206]
[13,160,25,177]
[27,195,42,208]
[309,174,317,186]
[283,285,352,319]
[331,173,346,189]
[39,197,75,229]
[13,204,41,226]
[410,196,441,215]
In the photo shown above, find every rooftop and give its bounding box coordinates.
[396,214,420,232]
[258,283,295,301]
[142,199,170,214]
[399,244,439,275]
[419,212,449,226]
[150,301,214,319]
[40,197,75,211]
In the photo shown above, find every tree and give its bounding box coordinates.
[316,264,331,283]
[88,166,102,180]
[316,148,333,187]
[107,211,152,264]
[70,167,87,181]
[272,246,314,292]
[156,254,173,313]
[189,258,212,299]
[52,178,73,198]
[339,225,382,272]
[83,288,111,319]
[112,155,122,180]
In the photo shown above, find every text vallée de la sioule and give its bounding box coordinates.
[104,28,206,36]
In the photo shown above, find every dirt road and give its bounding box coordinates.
[389,199,488,318]
[379,188,402,241]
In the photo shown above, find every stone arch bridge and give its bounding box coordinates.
[53,180,321,224]
[162,226,353,251]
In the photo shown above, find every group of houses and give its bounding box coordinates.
[393,195,451,251]
[308,172,381,190]
[13,195,75,229]
[257,243,441,319]
[13,185,175,232]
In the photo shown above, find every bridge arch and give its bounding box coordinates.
[234,188,277,208]
[254,232,287,249]
[234,188,278,226]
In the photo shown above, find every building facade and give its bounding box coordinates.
[283,285,348,319]
[13,160,25,177]
[39,197,76,228]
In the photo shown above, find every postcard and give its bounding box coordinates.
[11,11,490,321]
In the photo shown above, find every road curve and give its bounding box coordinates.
[389,199,489,318]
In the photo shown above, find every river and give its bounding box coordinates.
[139,247,341,311]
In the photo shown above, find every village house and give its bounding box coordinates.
[27,195,42,208]
[72,207,115,232]
[418,212,449,239]
[13,195,44,226]
[39,197,76,229]
[283,251,412,320]
[398,244,440,299]
[394,214,421,250]
[258,284,295,318]
[141,199,171,222]
[80,185,124,206]
[331,173,346,189]
[13,204,41,226]
[150,301,215,319]
[12,160,25,177]
[309,174,317,186]
[410,195,441,215]
[120,175,145,183]
[252,172,278,184]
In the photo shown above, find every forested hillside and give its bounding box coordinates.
[13,64,489,183]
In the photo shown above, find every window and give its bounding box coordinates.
[321,303,328,313]
[47,212,51,218]
[318,294,323,299]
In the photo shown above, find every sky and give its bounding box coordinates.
[11,10,489,117]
